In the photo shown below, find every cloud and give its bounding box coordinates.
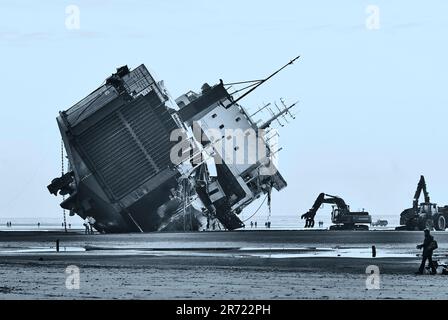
[0,31,51,42]
[0,29,107,46]
[66,30,106,39]
[389,21,424,30]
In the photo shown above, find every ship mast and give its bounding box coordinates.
[224,55,300,107]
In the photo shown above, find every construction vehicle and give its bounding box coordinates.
[396,175,448,231]
[301,193,372,230]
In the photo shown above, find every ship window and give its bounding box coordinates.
[209,188,220,196]
[212,114,217,119]
[219,124,224,130]
[235,117,241,122]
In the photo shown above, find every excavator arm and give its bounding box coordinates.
[413,175,430,210]
[301,193,348,228]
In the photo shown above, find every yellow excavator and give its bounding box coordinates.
[301,193,372,230]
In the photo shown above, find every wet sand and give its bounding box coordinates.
[0,230,447,299]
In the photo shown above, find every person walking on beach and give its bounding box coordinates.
[83,220,90,234]
[416,229,438,275]
[88,217,96,234]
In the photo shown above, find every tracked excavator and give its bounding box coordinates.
[396,175,447,231]
[301,193,372,230]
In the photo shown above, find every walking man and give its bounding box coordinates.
[416,229,438,275]
[83,219,90,235]
[87,216,96,234]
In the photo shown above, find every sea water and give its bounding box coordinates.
[0,213,400,231]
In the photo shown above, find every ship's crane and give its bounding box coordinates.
[301,193,372,231]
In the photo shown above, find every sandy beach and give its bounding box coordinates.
[0,230,447,300]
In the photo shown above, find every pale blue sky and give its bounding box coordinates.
[0,0,447,223]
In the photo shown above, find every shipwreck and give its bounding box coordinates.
[47,58,299,233]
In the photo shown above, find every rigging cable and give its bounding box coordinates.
[61,140,67,233]
[243,194,268,223]
[224,79,264,86]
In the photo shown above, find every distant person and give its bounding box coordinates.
[416,229,438,275]
[254,222,257,228]
[250,221,254,228]
[267,221,271,229]
[88,217,96,234]
[37,222,40,228]
[89,218,96,234]
[83,221,89,235]
[68,224,71,229]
